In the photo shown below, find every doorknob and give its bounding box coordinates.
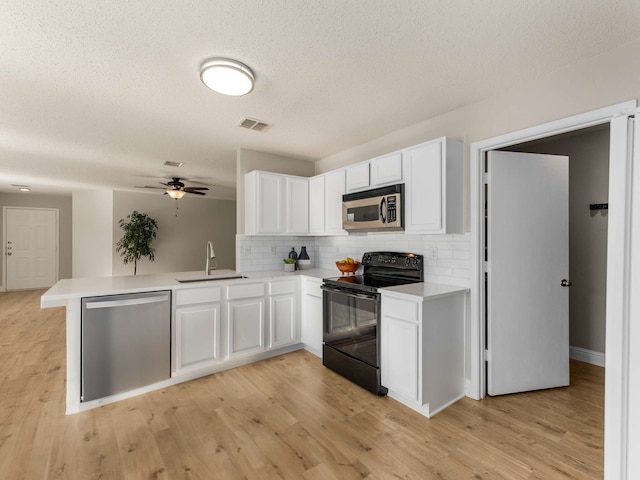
[561,279,572,287]
[7,252,12,256]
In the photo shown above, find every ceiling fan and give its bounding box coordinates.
[135,177,209,199]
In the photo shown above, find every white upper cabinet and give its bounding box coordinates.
[309,175,325,234]
[245,171,309,235]
[346,151,403,193]
[286,176,309,234]
[308,169,347,235]
[324,169,347,235]
[346,162,370,191]
[244,137,462,237]
[371,151,403,186]
[403,138,463,234]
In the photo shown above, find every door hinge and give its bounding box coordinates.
[484,349,490,362]
[483,172,489,184]
[483,261,490,273]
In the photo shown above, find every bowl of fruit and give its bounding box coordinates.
[335,257,361,275]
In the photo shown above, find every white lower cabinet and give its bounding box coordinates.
[227,282,266,357]
[173,276,322,382]
[173,286,222,375]
[300,277,323,357]
[175,303,221,372]
[381,313,419,401]
[228,298,265,356]
[381,289,466,418]
[268,279,297,348]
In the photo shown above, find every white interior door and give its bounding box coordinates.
[487,151,569,396]
[5,207,58,290]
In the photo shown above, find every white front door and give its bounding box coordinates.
[4,207,58,290]
[486,151,570,396]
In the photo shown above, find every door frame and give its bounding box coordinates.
[2,206,59,291]
[469,100,638,480]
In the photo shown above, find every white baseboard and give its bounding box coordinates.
[570,345,605,367]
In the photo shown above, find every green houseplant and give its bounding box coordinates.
[115,211,158,275]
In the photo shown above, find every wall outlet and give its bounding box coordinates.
[270,245,276,255]
[427,248,437,259]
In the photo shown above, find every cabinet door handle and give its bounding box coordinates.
[561,279,572,287]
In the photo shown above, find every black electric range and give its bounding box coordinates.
[321,252,424,395]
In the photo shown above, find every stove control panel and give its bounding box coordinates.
[361,252,423,273]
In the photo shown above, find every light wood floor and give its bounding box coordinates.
[0,290,604,479]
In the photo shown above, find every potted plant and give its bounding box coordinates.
[115,211,158,275]
[283,258,296,272]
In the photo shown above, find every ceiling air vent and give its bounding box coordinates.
[163,161,184,168]
[237,117,271,132]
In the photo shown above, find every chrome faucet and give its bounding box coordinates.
[206,241,217,275]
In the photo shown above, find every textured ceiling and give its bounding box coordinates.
[1,0,639,199]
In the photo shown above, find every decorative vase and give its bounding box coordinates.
[288,247,298,270]
[298,246,311,270]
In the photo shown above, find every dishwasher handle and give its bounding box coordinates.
[84,294,170,310]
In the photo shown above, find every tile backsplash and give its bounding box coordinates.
[236,232,471,287]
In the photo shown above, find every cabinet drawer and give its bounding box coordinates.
[176,286,221,306]
[383,296,418,322]
[227,282,265,300]
[270,279,296,295]
[302,278,322,298]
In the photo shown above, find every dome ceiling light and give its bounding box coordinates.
[200,58,255,96]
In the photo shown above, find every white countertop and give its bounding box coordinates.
[380,282,469,300]
[41,268,337,308]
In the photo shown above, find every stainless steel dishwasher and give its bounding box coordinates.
[81,290,171,402]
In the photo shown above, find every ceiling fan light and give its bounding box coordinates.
[167,189,186,199]
[200,58,254,96]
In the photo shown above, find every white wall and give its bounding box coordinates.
[0,192,72,287]
[72,189,113,278]
[112,191,236,275]
[315,38,640,230]
[236,148,315,234]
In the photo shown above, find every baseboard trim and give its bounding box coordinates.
[570,345,605,367]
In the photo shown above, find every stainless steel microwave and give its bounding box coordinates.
[342,184,404,232]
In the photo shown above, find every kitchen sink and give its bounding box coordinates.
[175,274,247,283]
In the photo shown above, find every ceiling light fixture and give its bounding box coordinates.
[166,189,186,199]
[200,58,255,96]
[11,184,31,192]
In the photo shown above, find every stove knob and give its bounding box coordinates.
[391,256,396,263]
[405,258,410,266]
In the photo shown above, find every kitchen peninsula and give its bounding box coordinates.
[41,268,333,414]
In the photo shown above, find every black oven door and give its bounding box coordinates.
[321,285,380,368]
